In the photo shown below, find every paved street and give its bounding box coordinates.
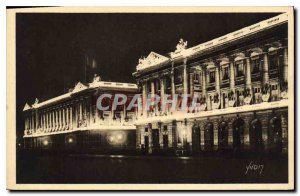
[17,152,288,184]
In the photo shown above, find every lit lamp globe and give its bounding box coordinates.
[43,140,49,146]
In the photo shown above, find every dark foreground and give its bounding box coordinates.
[16,151,288,184]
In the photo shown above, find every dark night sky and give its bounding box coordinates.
[16,12,280,132]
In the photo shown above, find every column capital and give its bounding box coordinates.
[231,52,246,61]
[183,58,188,65]
[227,55,236,62]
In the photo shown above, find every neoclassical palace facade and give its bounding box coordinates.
[133,13,289,155]
[23,13,289,155]
[23,76,139,152]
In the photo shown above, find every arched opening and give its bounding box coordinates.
[204,122,214,151]
[218,121,228,151]
[250,118,263,152]
[232,117,245,152]
[144,136,149,153]
[192,124,201,154]
[269,116,283,153]
[152,128,160,151]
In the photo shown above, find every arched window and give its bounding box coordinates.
[218,121,228,150]
[192,124,201,154]
[250,118,263,151]
[232,117,245,151]
[204,122,214,151]
[269,116,283,153]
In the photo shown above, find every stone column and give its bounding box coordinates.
[48,111,50,131]
[51,110,54,130]
[229,60,235,91]
[33,114,35,132]
[59,108,62,130]
[160,78,165,113]
[74,103,78,127]
[200,121,205,150]
[171,68,175,98]
[46,112,49,131]
[202,67,207,97]
[35,111,39,131]
[56,110,59,131]
[215,64,221,94]
[243,115,251,150]
[213,120,218,151]
[66,107,69,129]
[42,113,45,131]
[51,110,54,131]
[70,106,74,129]
[40,113,43,131]
[52,110,55,130]
[189,72,194,97]
[62,108,65,130]
[54,110,57,130]
[41,112,43,131]
[79,101,83,121]
[246,57,252,91]
[206,68,210,109]
[151,80,155,115]
[283,47,288,82]
[263,52,269,85]
[158,123,163,148]
[148,123,153,152]
[142,82,147,117]
[183,59,188,96]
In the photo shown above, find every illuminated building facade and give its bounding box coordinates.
[23,75,138,153]
[133,13,289,155]
[23,13,289,155]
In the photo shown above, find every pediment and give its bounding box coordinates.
[234,53,245,62]
[23,103,31,111]
[219,57,229,66]
[72,82,88,93]
[137,52,169,71]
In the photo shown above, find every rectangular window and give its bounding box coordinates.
[222,66,229,79]
[236,61,244,76]
[145,128,148,132]
[209,71,215,83]
[163,125,168,131]
[272,84,278,90]
[269,54,278,70]
[252,59,260,73]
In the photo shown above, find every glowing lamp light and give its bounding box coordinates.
[42,140,49,146]
[116,133,123,141]
[109,135,115,143]
[107,132,126,145]
[68,137,74,143]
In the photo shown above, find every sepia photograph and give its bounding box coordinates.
[6,7,294,190]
